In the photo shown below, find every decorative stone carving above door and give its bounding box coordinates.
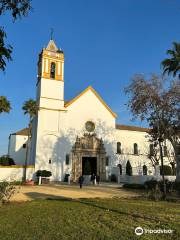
[71,133,106,182]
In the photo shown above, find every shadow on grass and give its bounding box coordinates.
[41,183,145,198]
[24,191,161,222]
[25,192,73,201]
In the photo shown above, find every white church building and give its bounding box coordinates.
[7,39,174,183]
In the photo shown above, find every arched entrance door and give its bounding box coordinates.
[71,133,106,182]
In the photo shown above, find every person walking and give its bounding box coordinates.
[68,174,71,185]
[79,175,84,189]
[91,174,95,185]
[94,175,97,185]
[96,175,100,184]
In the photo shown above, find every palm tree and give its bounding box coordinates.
[22,99,37,120]
[0,96,11,114]
[22,98,37,181]
[162,42,180,78]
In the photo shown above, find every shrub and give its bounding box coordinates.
[159,180,174,193]
[160,165,173,176]
[0,181,16,204]
[123,183,145,189]
[0,156,15,166]
[173,181,180,195]
[147,187,162,201]
[110,174,117,182]
[10,181,22,185]
[36,170,52,177]
[144,179,177,200]
[144,179,158,190]
[144,179,162,200]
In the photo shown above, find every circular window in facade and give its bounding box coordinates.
[85,121,95,132]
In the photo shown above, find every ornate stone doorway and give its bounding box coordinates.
[71,133,106,182]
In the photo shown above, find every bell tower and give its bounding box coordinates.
[38,40,64,81]
[37,39,65,110]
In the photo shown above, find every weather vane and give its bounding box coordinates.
[50,28,54,40]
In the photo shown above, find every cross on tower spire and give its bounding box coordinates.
[50,28,54,40]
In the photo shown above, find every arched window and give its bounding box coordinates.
[66,154,70,165]
[149,144,154,156]
[163,146,168,157]
[106,156,109,166]
[50,62,56,79]
[22,143,26,149]
[117,142,121,154]
[143,165,147,175]
[117,164,122,175]
[126,160,132,176]
[134,143,138,155]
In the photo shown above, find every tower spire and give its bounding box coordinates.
[50,28,54,40]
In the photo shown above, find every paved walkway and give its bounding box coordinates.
[12,183,142,202]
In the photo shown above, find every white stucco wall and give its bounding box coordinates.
[38,78,65,109]
[33,87,117,181]
[114,129,153,175]
[8,135,28,165]
[0,166,34,182]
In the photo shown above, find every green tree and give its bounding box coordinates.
[0,96,11,113]
[125,74,180,183]
[162,42,180,78]
[22,98,37,181]
[22,98,37,120]
[0,0,32,72]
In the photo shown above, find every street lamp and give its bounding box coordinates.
[158,137,166,199]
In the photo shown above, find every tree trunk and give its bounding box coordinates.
[154,164,160,179]
[171,142,180,182]
[23,122,30,182]
[175,144,180,182]
[159,141,166,199]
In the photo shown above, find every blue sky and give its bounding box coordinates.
[0,0,180,155]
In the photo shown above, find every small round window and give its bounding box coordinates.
[85,121,95,132]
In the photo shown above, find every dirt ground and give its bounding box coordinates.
[11,183,142,202]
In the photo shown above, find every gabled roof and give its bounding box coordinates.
[116,124,150,133]
[11,128,29,136]
[64,86,117,118]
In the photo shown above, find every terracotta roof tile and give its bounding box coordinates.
[116,124,150,133]
[11,128,29,136]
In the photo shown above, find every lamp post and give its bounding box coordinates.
[156,118,166,200]
[158,137,166,199]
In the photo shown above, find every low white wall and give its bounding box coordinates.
[119,175,176,184]
[0,166,35,182]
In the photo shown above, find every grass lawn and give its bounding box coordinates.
[0,198,179,240]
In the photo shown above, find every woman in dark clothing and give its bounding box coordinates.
[96,175,100,184]
[79,175,84,188]
[91,174,95,185]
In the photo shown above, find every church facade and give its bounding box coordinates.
[8,40,174,183]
